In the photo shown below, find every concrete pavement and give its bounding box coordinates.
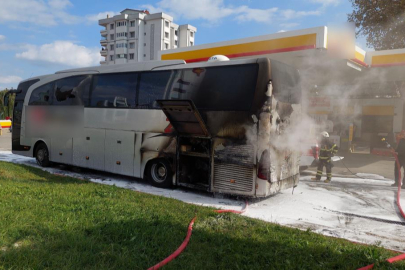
[0,130,11,151]
[305,151,396,180]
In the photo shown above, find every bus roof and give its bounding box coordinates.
[54,60,186,75]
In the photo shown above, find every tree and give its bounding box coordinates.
[0,89,15,119]
[348,0,405,50]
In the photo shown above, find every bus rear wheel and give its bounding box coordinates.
[35,142,51,167]
[146,159,172,188]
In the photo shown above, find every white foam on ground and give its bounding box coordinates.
[1,150,404,251]
[356,173,386,180]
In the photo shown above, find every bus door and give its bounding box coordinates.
[157,100,212,191]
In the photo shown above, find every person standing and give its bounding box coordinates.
[393,130,405,188]
[312,131,338,183]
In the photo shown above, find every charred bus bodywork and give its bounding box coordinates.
[5,58,301,198]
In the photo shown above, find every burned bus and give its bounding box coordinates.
[4,57,301,197]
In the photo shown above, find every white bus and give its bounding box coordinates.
[4,57,301,198]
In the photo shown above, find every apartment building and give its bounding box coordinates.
[99,9,197,65]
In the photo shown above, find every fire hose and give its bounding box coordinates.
[357,140,405,270]
[147,201,248,270]
[146,145,404,270]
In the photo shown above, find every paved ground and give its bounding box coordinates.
[306,151,396,180]
[0,129,11,151]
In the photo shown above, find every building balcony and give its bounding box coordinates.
[100,29,107,36]
[100,60,107,65]
[100,49,108,56]
[100,39,107,45]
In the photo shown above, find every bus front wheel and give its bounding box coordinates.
[146,159,172,188]
[35,142,51,167]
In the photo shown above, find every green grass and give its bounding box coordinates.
[0,161,404,270]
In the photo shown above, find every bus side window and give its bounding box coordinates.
[53,75,91,106]
[138,71,172,109]
[90,73,137,108]
[29,82,54,105]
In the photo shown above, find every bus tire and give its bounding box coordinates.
[35,142,51,167]
[146,159,172,188]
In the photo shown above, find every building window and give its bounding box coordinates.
[143,54,146,57]
[190,31,194,37]
[110,34,114,40]
[129,42,135,49]
[130,31,135,38]
[130,21,135,27]
[116,43,128,48]
[144,43,146,46]
[190,42,193,46]
[164,32,169,38]
[117,32,128,38]
[110,44,114,50]
[174,30,178,36]
[117,21,127,27]
[110,55,114,61]
[110,24,114,30]
[165,21,169,27]
[165,43,169,50]
[175,40,178,46]
[144,32,146,36]
[116,54,127,59]
[129,53,134,60]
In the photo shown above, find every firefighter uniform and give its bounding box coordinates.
[314,135,338,183]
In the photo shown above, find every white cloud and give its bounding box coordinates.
[0,76,23,84]
[0,35,5,41]
[0,43,30,51]
[234,7,279,23]
[0,0,80,26]
[16,41,102,67]
[86,11,118,23]
[310,0,340,7]
[281,9,320,20]
[280,23,300,29]
[142,0,320,24]
[48,0,72,9]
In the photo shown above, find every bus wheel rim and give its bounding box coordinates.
[37,149,44,162]
[151,163,167,183]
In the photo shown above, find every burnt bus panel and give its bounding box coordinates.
[157,100,209,137]
[271,59,302,104]
[213,164,255,195]
[213,143,256,196]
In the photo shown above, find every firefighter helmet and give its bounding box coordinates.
[321,131,329,138]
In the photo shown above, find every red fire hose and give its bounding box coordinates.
[147,201,248,270]
[214,201,249,214]
[357,149,405,270]
[148,217,197,270]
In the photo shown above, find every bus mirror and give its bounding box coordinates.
[251,115,258,123]
[265,81,273,97]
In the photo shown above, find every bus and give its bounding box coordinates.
[4,57,301,198]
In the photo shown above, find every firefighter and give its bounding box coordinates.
[312,131,338,183]
[393,130,405,188]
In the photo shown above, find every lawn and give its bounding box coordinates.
[0,161,404,269]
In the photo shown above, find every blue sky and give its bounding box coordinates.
[0,0,361,89]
